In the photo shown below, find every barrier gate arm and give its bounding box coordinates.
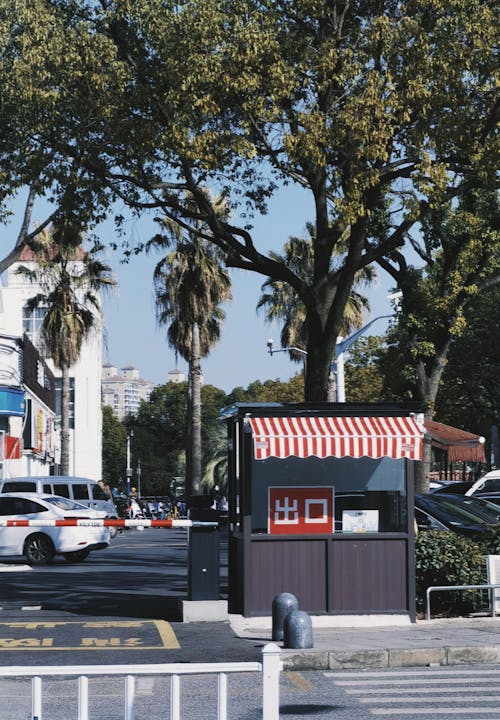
[0,519,218,528]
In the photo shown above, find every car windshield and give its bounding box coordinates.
[43,496,89,511]
[450,495,500,523]
[421,495,499,525]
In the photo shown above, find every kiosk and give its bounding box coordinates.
[222,402,424,619]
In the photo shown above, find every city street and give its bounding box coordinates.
[2,531,500,717]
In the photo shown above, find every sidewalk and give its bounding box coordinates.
[228,614,500,671]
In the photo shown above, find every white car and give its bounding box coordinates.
[465,471,500,505]
[0,493,110,565]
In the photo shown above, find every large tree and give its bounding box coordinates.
[3,1,496,400]
[17,224,115,473]
[257,222,376,399]
[0,1,112,270]
[379,189,499,490]
[149,209,232,497]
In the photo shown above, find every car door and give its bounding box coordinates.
[0,497,47,556]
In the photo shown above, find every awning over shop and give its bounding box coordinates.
[423,418,486,463]
[247,416,423,461]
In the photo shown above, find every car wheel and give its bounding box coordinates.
[62,549,90,563]
[23,534,55,565]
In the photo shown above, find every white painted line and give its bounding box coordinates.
[362,695,500,704]
[326,668,500,677]
[0,565,31,572]
[345,685,500,695]
[372,709,500,715]
[334,677,497,686]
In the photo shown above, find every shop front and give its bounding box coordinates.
[222,402,424,619]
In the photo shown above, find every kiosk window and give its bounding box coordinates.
[251,455,407,534]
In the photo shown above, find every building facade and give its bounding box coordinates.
[0,247,103,480]
[102,364,155,419]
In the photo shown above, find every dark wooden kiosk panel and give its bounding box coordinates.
[222,402,423,619]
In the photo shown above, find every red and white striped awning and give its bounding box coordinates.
[248,416,423,460]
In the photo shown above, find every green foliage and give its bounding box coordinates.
[344,336,387,402]
[477,528,500,557]
[226,375,304,404]
[415,530,485,614]
[436,284,500,449]
[380,189,500,415]
[101,405,127,489]
[3,0,497,400]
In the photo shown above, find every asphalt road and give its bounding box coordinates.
[2,532,500,719]
[0,527,261,666]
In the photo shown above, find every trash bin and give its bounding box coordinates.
[188,505,220,601]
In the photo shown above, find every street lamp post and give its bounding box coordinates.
[126,430,133,495]
[137,459,141,499]
[266,339,307,376]
[267,314,393,402]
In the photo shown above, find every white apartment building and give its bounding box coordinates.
[0,246,103,480]
[102,364,155,419]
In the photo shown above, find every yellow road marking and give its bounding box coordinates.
[285,671,315,691]
[0,620,180,650]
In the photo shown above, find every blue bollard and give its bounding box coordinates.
[283,609,313,649]
[272,592,299,641]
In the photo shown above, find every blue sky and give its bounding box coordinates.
[4,187,394,394]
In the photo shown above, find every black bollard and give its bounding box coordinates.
[283,609,313,649]
[272,592,299,641]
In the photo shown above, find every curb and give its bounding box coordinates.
[281,644,500,671]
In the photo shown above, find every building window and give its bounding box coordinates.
[23,306,47,349]
[55,378,75,429]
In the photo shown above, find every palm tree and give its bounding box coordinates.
[257,223,377,400]
[17,223,115,474]
[148,199,232,498]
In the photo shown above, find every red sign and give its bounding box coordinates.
[268,486,334,535]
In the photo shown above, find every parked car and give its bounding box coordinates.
[415,492,500,538]
[431,481,475,495]
[0,476,119,537]
[0,493,110,565]
[465,471,500,506]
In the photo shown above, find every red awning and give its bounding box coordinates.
[423,419,486,463]
[248,416,423,461]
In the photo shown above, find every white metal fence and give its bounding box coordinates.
[0,643,281,720]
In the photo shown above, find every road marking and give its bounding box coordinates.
[285,671,315,691]
[326,669,500,677]
[328,667,500,717]
[372,709,500,715]
[0,619,180,650]
[0,564,31,572]
[362,695,500,703]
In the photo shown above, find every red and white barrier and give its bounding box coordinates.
[0,518,217,528]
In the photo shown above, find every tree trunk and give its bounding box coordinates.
[414,342,452,493]
[304,320,336,401]
[186,323,202,497]
[60,364,70,475]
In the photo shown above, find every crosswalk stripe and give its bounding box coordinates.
[371,709,500,716]
[345,685,499,694]
[334,677,495,686]
[327,666,500,717]
[361,695,500,703]
[326,669,500,677]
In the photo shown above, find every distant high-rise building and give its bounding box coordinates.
[167,368,186,384]
[101,364,156,419]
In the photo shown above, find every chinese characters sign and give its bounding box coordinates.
[268,486,334,535]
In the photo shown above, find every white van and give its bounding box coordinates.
[0,476,118,521]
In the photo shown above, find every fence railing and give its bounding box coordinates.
[426,584,500,620]
[0,643,281,720]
